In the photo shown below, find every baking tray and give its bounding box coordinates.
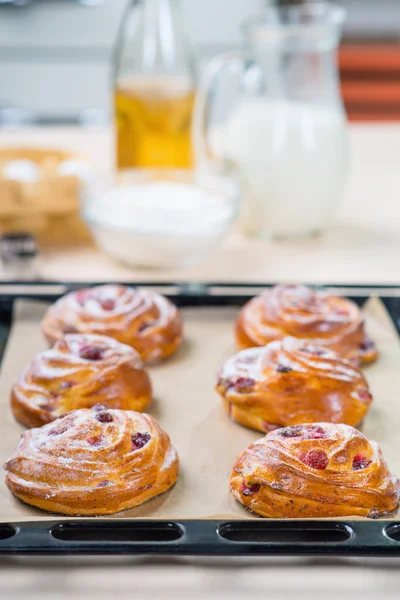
[1,281,400,557]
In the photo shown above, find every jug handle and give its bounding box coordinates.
[193,52,245,176]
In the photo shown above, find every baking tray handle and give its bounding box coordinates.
[0,520,400,556]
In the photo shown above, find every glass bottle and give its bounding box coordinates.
[115,0,196,170]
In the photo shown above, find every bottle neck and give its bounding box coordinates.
[142,0,187,72]
[116,0,194,84]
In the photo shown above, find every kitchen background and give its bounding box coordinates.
[1,0,400,126]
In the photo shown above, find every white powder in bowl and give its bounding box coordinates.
[84,181,236,269]
[86,181,233,235]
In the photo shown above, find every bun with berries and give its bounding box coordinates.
[230,423,399,518]
[11,334,152,429]
[235,284,377,365]
[4,408,179,515]
[41,284,183,363]
[216,337,373,433]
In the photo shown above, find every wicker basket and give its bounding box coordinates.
[0,147,92,247]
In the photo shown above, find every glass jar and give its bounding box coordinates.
[194,2,350,239]
[115,0,196,170]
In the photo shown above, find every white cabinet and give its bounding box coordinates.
[0,0,397,120]
[342,0,400,37]
[0,0,130,120]
[0,61,112,119]
[0,0,129,50]
[184,0,265,47]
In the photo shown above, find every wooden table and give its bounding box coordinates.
[2,123,400,285]
[1,124,400,599]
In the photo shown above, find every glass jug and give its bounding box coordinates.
[193,2,349,239]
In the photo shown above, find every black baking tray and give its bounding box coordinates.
[1,280,400,557]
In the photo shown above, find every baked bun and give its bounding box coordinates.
[11,334,152,428]
[4,407,179,516]
[235,284,377,365]
[217,337,372,433]
[41,285,183,363]
[231,423,399,519]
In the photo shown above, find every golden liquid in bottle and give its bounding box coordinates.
[115,76,195,169]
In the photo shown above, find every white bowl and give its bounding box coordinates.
[82,169,239,270]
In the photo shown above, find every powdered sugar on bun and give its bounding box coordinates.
[4,408,179,515]
[11,334,152,428]
[41,285,183,363]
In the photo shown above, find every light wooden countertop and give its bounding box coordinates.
[2,123,400,285]
[1,124,400,599]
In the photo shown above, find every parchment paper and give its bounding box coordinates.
[0,298,399,522]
